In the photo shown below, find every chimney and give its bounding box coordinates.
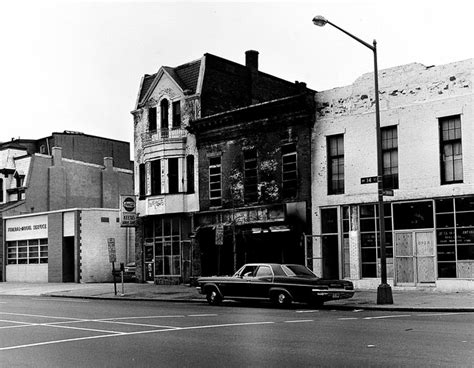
[245,50,259,70]
[104,156,114,170]
[52,147,62,166]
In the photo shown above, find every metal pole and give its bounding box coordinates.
[313,17,393,304]
[373,41,393,304]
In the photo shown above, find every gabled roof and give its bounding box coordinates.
[137,59,202,108]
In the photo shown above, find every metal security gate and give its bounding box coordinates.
[394,231,436,285]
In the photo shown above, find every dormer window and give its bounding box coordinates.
[148,107,157,132]
[160,99,169,129]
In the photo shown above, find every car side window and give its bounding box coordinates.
[255,266,272,278]
[241,266,258,278]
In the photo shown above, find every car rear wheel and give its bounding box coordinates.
[271,290,292,307]
[206,288,222,306]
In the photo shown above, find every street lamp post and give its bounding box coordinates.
[312,15,393,304]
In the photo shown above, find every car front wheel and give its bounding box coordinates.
[206,288,222,306]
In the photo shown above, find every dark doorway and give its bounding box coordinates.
[62,237,75,282]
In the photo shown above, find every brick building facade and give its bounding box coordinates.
[312,59,474,291]
[1,132,134,282]
[132,50,314,283]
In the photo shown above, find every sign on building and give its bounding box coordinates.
[215,224,224,246]
[120,195,137,227]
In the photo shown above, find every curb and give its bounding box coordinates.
[44,294,474,312]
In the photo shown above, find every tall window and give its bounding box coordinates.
[244,149,258,203]
[382,126,398,189]
[436,196,474,278]
[186,155,194,193]
[160,99,169,129]
[168,158,179,194]
[360,204,393,278]
[153,217,181,276]
[0,178,3,202]
[172,101,181,128]
[139,164,146,197]
[209,156,222,207]
[440,115,463,184]
[150,160,161,195]
[327,135,344,195]
[282,143,297,198]
[148,107,157,132]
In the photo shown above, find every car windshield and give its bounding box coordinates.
[282,264,318,278]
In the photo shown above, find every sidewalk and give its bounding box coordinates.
[1,282,473,312]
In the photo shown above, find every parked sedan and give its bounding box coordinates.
[197,263,355,307]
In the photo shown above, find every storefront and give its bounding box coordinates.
[140,214,193,284]
[318,195,474,291]
[3,209,134,283]
[194,202,308,277]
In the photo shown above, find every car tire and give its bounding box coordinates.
[271,290,292,307]
[206,287,222,306]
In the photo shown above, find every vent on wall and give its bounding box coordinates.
[101,217,109,223]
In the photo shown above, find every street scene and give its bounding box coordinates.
[1,294,473,367]
[1,1,474,367]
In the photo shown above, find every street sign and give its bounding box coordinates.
[361,176,378,184]
[215,224,224,246]
[383,189,394,196]
[107,238,116,263]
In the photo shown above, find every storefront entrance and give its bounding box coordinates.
[394,231,436,285]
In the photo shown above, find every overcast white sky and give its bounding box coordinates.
[1,0,473,149]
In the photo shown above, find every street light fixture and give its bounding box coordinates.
[313,15,393,304]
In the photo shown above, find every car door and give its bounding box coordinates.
[227,265,258,297]
[247,265,274,299]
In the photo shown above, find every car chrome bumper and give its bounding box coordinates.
[312,289,355,299]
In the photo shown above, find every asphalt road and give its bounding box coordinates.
[1,296,473,368]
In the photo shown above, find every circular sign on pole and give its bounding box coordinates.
[123,197,136,212]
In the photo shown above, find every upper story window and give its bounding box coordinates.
[382,126,399,190]
[148,107,157,132]
[440,115,463,184]
[281,143,297,198]
[150,160,161,195]
[139,164,146,197]
[327,134,344,195]
[172,101,181,128]
[209,156,222,207]
[168,158,179,194]
[244,149,258,203]
[186,155,195,194]
[160,99,169,129]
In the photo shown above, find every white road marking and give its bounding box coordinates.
[296,310,319,313]
[46,324,125,335]
[0,311,83,321]
[97,320,178,329]
[338,317,358,320]
[0,319,35,325]
[284,320,314,323]
[187,314,218,317]
[0,321,275,351]
[364,315,411,320]
[33,298,90,303]
[416,312,467,317]
[96,315,185,321]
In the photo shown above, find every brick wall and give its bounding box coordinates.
[79,209,130,283]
